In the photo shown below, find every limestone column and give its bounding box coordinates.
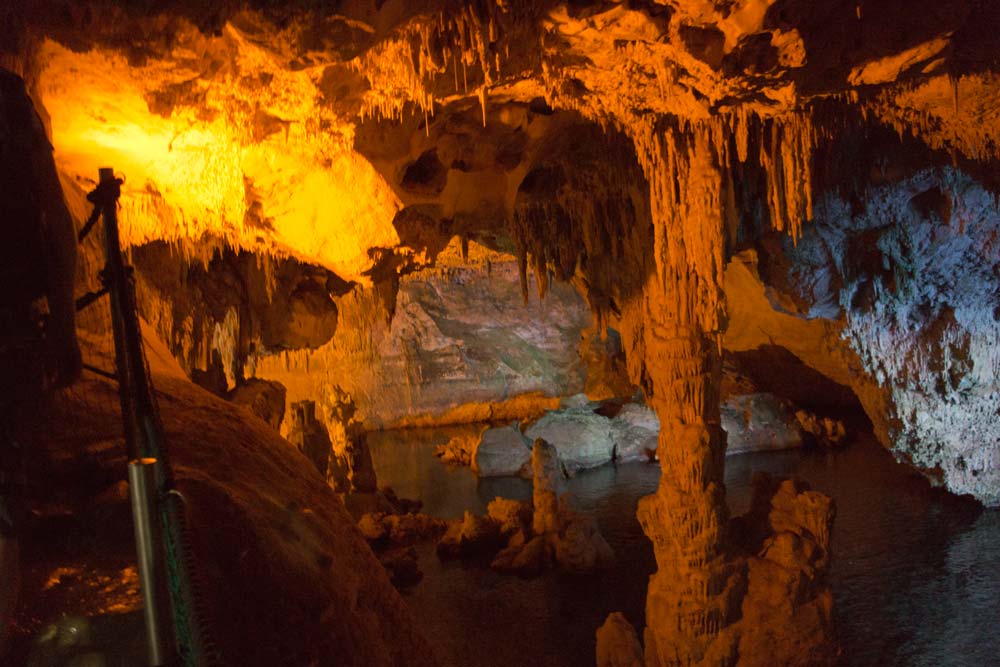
[630,122,742,667]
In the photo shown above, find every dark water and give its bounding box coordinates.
[368,430,1000,667]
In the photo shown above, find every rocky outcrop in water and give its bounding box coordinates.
[721,393,803,455]
[358,511,449,589]
[600,472,837,667]
[525,407,616,475]
[471,424,531,478]
[449,388,830,480]
[732,474,838,667]
[609,403,659,463]
[431,438,614,575]
[491,439,614,575]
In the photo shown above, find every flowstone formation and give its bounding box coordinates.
[6,1,1000,665]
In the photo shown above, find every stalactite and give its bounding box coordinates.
[350,1,542,125]
[866,73,1000,163]
[509,125,652,328]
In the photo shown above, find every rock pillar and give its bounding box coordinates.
[629,123,741,666]
[287,400,333,478]
[321,386,377,494]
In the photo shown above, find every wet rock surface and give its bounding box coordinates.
[524,408,616,474]
[722,393,804,455]
[731,474,838,667]
[471,424,531,478]
[609,403,659,463]
[489,439,614,576]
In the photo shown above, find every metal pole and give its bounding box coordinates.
[128,458,173,666]
[96,167,140,462]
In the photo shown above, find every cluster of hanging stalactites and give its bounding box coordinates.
[351,1,540,128]
[863,72,1000,163]
[509,109,819,344]
[510,128,653,332]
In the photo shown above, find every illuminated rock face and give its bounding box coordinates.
[629,124,739,667]
[787,169,1000,506]
[129,239,590,430]
[252,250,590,430]
[33,38,402,283]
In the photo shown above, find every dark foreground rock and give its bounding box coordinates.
[32,332,439,667]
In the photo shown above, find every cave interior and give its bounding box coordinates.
[1,1,1000,666]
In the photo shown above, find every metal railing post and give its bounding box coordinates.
[128,458,174,666]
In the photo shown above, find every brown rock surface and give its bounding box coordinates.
[733,475,838,667]
[9,1,1000,663]
[228,377,286,430]
[596,612,644,667]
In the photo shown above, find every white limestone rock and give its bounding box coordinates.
[610,403,659,462]
[788,168,1000,505]
[525,407,615,474]
[472,423,532,477]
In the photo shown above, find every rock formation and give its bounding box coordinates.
[287,393,378,510]
[447,389,837,479]
[471,423,532,478]
[596,612,644,667]
[318,387,378,495]
[530,439,564,537]
[135,239,591,431]
[228,377,287,430]
[287,400,334,479]
[721,393,803,455]
[525,407,617,475]
[731,475,838,667]
[491,438,615,575]
[610,403,660,463]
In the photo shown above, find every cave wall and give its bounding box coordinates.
[787,167,1000,505]
[128,235,592,431]
[252,242,591,430]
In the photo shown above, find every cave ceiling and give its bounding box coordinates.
[5,0,1000,283]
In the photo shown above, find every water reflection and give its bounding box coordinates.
[369,429,1000,667]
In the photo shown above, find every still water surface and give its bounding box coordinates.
[368,429,1000,667]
